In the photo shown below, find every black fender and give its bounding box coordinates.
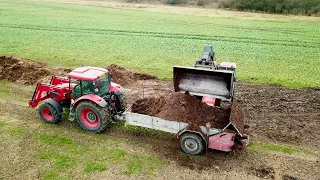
[44,98,63,115]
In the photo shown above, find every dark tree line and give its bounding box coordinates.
[217,0,320,15]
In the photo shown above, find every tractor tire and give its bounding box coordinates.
[38,103,62,124]
[75,101,110,133]
[180,133,205,155]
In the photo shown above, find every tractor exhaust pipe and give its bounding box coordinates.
[173,66,235,101]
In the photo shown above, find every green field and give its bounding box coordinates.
[0,0,319,88]
[1,1,320,179]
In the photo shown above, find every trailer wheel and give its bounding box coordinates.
[38,103,61,124]
[180,133,205,155]
[75,101,110,133]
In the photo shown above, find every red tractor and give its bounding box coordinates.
[29,66,126,133]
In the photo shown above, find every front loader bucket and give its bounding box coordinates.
[173,66,235,101]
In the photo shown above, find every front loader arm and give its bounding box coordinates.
[28,83,66,108]
[50,76,69,85]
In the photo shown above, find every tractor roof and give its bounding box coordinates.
[68,67,108,81]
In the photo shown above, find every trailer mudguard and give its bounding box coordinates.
[208,132,235,152]
[73,94,107,109]
[43,98,63,115]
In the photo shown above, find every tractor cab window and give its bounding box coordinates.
[71,74,110,100]
[81,81,94,95]
[93,75,110,96]
[71,79,81,99]
[70,79,93,99]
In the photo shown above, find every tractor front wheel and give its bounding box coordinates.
[38,103,61,124]
[180,133,205,155]
[75,101,110,133]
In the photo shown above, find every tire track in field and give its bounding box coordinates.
[188,20,319,39]
[175,18,320,40]
[0,23,319,48]
[29,23,320,46]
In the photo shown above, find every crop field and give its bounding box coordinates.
[0,0,320,180]
[0,0,320,87]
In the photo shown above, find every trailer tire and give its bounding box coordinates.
[180,133,205,155]
[75,101,110,133]
[38,103,61,124]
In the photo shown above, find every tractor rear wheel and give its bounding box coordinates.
[180,133,205,155]
[38,103,62,124]
[75,101,110,133]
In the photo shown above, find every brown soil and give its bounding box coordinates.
[237,83,320,147]
[230,100,245,133]
[107,64,156,87]
[250,166,275,179]
[131,93,234,130]
[0,56,67,85]
[0,57,156,86]
[282,175,299,180]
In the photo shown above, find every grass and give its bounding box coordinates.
[123,154,164,175]
[35,131,164,178]
[54,155,77,169]
[0,81,9,85]
[249,142,300,154]
[38,151,78,169]
[124,156,143,175]
[0,121,9,127]
[84,162,107,173]
[0,0,319,88]
[39,134,74,146]
[0,81,11,98]
[0,89,10,98]
[37,143,163,176]
[9,126,23,135]
[104,148,127,164]
[42,170,59,180]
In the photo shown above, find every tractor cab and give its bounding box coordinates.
[68,67,110,99]
[218,62,237,77]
